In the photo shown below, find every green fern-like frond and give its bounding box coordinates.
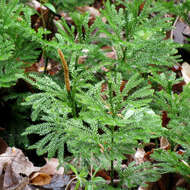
[150,72,190,149]
[152,149,190,178]
[95,0,181,75]
[0,0,41,87]
[22,73,70,121]
[119,161,161,188]
[77,72,163,158]
[150,71,190,179]
[22,106,69,163]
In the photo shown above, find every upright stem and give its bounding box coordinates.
[43,51,48,74]
[108,82,115,186]
[110,131,114,186]
[39,0,47,32]
[58,49,77,118]
[68,91,77,118]
[39,1,49,74]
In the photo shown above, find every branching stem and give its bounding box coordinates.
[108,81,115,186]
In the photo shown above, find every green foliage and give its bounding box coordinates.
[49,0,95,11]
[1,93,30,148]
[150,73,190,149]
[156,0,190,25]
[152,149,190,182]
[149,70,190,180]
[96,0,181,76]
[2,0,190,189]
[119,161,161,188]
[20,0,185,188]
[156,0,190,53]
[0,0,41,87]
[0,0,52,150]
[22,71,163,163]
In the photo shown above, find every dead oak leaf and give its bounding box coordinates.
[3,164,31,190]
[29,172,51,186]
[0,147,40,176]
[40,158,64,175]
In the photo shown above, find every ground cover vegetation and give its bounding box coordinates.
[1,0,190,189]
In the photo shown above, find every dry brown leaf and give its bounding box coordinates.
[134,148,145,164]
[138,184,153,190]
[27,0,46,11]
[105,51,116,59]
[183,24,190,37]
[0,147,40,176]
[76,6,100,18]
[40,158,64,175]
[29,172,51,186]
[160,136,170,150]
[95,169,111,180]
[3,163,21,190]
[176,178,186,186]
[182,62,190,84]
[14,177,30,190]
[78,55,88,64]
[42,174,70,189]
[76,6,106,25]
[173,20,189,44]
[0,137,8,154]
[3,163,31,190]
[59,11,73,23]
[162,111,170,127]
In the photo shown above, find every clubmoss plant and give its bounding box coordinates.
[1,0,190,189]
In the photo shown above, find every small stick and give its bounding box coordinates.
[170,16,179,40]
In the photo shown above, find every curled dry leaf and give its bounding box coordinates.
[102,46,117,60]
[40,158,64,175]
[3,163,31,190]
[0,147,40,176]
[76,6,106,26]
[105,51,117,59]
[172,81,185,94]
[42,174,70,189]
[95,169,111,180]
[162,111,170,127]
[76,6,100,18]
[177,149,185,155]
[183,24,190,37]
[78,55,88,64]
[3,163,21,190]
[27,0,46,11]
[135,147,153,190]
[29,172,51,186]
[134,148,145,164]
[120,80,127,92]
[173,20,189,44]
[59,11,73,25]
[138,184,153,190]
[160,136,170,150]
[176,178,186,187]
[181,62,190,84]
